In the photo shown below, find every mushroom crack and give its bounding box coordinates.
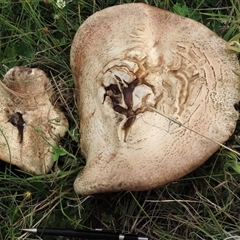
[103,76,150,132]
[8,112,25,143]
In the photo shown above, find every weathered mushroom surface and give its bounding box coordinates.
[0,67,68,174]
[71,3,240,195]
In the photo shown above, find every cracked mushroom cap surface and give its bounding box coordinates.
[70,3,240,195]
[0,67,68,174]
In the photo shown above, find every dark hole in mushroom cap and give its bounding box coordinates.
[234,102,240,111]
[104,79,139,131]
[8,112,25,143]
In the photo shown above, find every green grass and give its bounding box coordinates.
[0,0,240,239]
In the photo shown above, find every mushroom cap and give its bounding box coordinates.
[71,3,240,195]
[0,67,68,174]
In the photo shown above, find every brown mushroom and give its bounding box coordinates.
[71,3,240,195]
[0,67,68,174]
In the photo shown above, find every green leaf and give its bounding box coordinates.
[173,3,190,17]
[224,152,240,173]
[52,146,67,161]
[15,41,34,57]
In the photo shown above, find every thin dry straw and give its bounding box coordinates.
[146,104,240,157]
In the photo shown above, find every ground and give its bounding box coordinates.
[0,1,240,239]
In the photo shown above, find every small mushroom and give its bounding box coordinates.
[0,67,68,174]
[71,3,240,195]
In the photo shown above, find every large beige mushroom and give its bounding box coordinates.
[0,67,68,174]
[71,3,240,195]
